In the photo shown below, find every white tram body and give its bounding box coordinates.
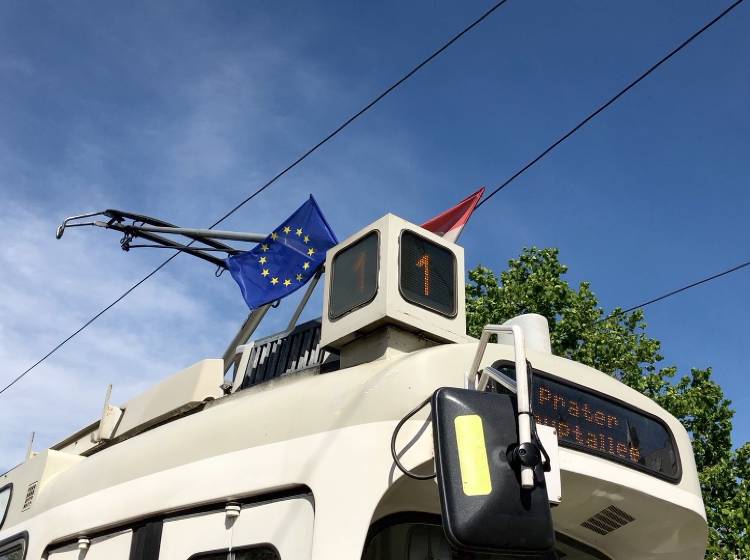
[0,215,707,560]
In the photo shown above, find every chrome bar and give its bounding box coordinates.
[478,365,517,393]
[122,225,266,243]
[467,324,533,488]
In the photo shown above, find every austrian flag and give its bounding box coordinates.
[421,187,484,243]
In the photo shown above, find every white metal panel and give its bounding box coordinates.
[47,530,132,560]
[4,342,707,560]
[0,450,84,530]
[116,359,224,437]
[159,496,314,559]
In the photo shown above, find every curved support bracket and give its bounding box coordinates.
[465,324,534,488]
[56,210,108,239]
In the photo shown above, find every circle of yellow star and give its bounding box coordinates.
[260,244,269,252]
[261,269,270,277]
[303,235,310,244]
[258,256,267,264]
[283,279,292,287]
[302,262,310,270]
[271,277,279,285]
[283,226,291,235]
[270,232,279,241]
[296,273,303,281]
[307,248,315,256]
[296,228,303,237]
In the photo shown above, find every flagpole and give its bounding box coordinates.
[286,267,323,331]
[222,304,272,373]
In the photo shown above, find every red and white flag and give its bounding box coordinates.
[421,187,485,243]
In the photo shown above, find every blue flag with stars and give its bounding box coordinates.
[226,196,338,310]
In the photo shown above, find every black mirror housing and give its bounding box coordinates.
[431,387,555,557]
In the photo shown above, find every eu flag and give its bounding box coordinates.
[226,196,338,310]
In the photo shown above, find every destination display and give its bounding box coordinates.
[532,373,680,480]
[329,231,379,319]
[399,231,456,317]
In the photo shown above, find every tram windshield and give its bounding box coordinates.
[489,362,680,480]
[363,517,610,560]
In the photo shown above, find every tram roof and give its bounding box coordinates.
[0,340,703,533]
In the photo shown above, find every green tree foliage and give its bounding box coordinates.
[466,247,749,559]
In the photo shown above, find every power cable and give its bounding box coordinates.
[208,0,510,231]
[475,0,745,209]
[598,258,750,324]
[0,261,174,396]
[391,394,437,480]
[1,1,511,396]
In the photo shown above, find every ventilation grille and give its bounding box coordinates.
[581,505,635,535]
[240,318,338,389]
[22,481,38,511]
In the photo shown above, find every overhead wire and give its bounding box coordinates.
[390,395,437,480]
[1,1,511,396]
[597,258,750,324]
[475,0,745,209]
[0,262,174,396]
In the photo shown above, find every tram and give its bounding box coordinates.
[0,213,708,559]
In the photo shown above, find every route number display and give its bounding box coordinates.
[329,231,379,319]
[399,231,456,317]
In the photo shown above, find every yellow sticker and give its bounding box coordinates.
[454,414,492,496]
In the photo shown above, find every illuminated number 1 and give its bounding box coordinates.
[354,251,366,292]
[416,254,431,296]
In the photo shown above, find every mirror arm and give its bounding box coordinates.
[466,324,534,489]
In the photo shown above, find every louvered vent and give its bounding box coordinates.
[581,505,635,535]
[22,481,38,511]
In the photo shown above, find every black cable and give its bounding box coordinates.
[391,395,437,480]
[475,0,745,210]
[1,2,511,396]
[0,257,176,396]
[597,258,750,325]
[208,0,510,231]
[526,367,551,473]
[530,415,551,473]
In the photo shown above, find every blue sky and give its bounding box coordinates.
[0,1,748,469]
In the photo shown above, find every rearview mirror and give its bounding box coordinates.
[431,387,555,557]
